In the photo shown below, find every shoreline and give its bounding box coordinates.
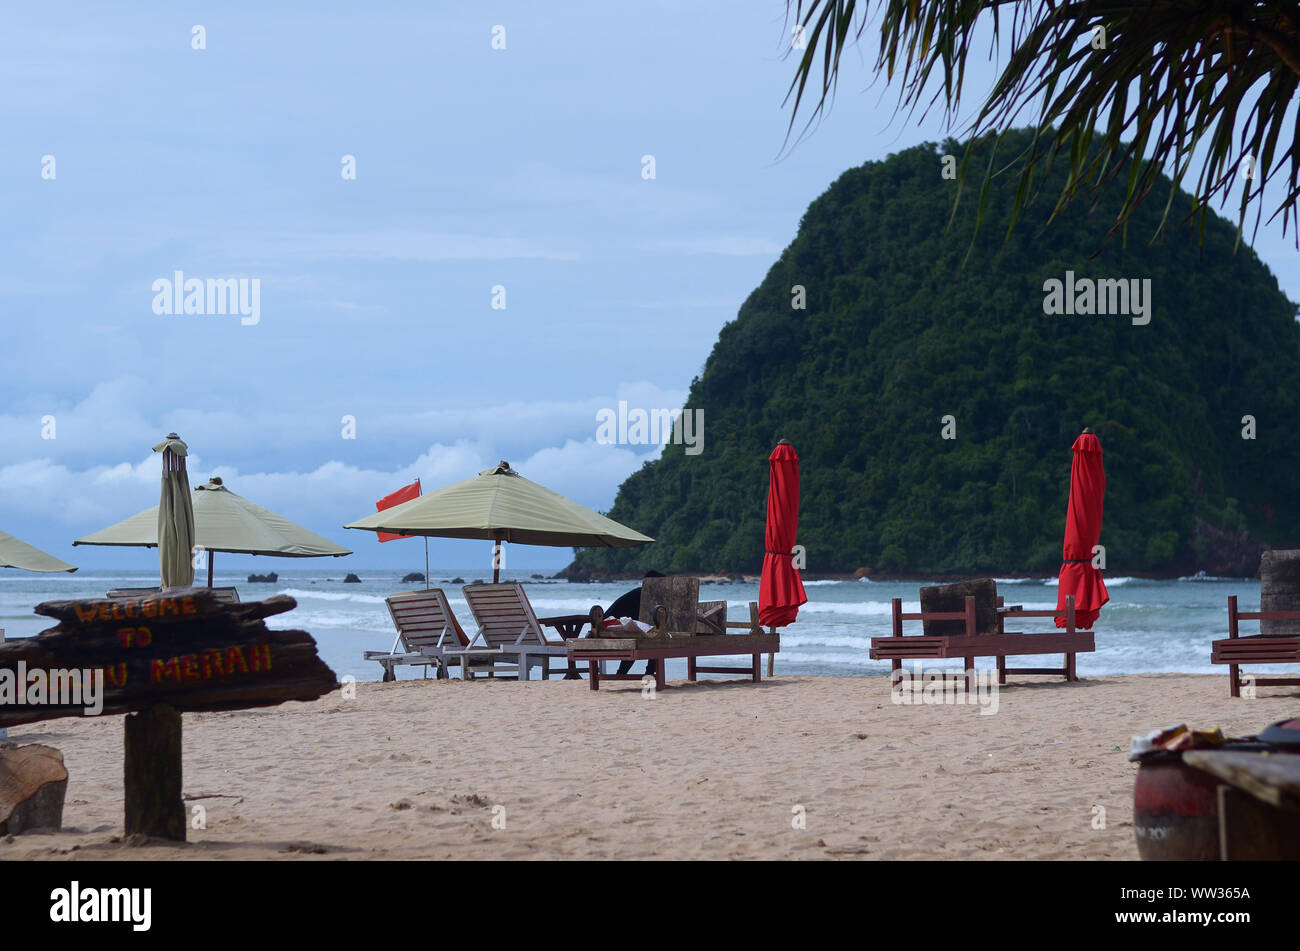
[4,672,1295,861]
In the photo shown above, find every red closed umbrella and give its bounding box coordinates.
[759,440,808,628]
[1055,429,1109,629]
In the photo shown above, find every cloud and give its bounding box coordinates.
[0,376,689,471]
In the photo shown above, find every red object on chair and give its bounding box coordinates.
[1055,431,1108,629]
[759,441,807,628]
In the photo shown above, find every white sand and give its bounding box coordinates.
[3,673,1296,860]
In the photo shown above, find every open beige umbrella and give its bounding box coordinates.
[0,529,77,573]
[343,461,651,581]
[155,433,196,587]
[74,474,351,586]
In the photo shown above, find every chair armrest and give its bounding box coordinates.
[537,614,592,640]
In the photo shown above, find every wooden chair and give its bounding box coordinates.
[1211,596,1300,697]
[366,589,505,681]
[869,593,1094,688]
[581,583,772,690]
[461,583,591,680]
[107,586,240,604]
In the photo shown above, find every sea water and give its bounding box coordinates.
[0,568,1273,683]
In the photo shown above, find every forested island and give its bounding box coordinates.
[568,129,1300,580]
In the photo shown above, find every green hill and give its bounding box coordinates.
[571,129,1300,579]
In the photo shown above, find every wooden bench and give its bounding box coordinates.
[1210,596,1300,697]
[869,594,1094,687]
[571,599,775,691]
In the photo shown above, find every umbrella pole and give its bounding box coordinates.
[493,537,502,583]
[208,550,214,589]
[424,538,430,591]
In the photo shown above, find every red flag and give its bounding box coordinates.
[375,480,420,542]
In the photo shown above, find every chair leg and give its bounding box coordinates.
[1229,664,1240,698]
[996,655,1006,686]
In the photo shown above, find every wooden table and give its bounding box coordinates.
[1182,750,1300,860]
[568,633,779,691]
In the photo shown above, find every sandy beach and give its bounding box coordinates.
[3,672,1296,861]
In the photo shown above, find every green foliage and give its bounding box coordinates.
[576,129,1300,576]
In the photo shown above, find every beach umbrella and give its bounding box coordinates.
[759,439,808,630]
[0,529,77,573]
[155,433,195,588]
[74,474,351,586]
[1055,428,1109,629]
[343,461,652,581]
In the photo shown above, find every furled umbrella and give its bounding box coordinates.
[0,529,77,573]
[155,433,196,588]
[343,461,651,581]
[74,474,351,586]
[759,440,807,674]
[1055,428,1109,629]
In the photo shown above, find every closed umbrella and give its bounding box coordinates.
[344,461,651,580]
[759,439,807,625]
[0,529,77,573]
[1055,428,1109,629]
[155,433,195,588]
[74,474,350,586]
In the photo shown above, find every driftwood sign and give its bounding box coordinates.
[0,588,337,840]
[0,589,336,727]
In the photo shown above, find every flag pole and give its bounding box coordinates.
[424,537,430,591]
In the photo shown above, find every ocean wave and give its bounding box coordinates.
[276,588,388,605]
[779,633,877,650]
[803,580,845,586]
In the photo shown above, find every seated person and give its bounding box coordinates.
[602,570,664,677]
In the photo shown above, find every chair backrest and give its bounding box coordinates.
[462,583,548,647]
[107,586,240,604]
[385,589,469,652]
[638,576,699,633]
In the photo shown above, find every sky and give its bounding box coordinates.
[2,2,1297,574]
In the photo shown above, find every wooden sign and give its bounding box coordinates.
[0,589,336,727]
[0,588,338,840]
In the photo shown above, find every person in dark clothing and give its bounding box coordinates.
[603,570,663,677]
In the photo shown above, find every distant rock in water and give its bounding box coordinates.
[451,577,465,585]
[402,572,425,583]
[247,572,278,583]
[343,573,361,584]
[531,574,544,579]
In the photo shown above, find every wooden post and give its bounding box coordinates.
[767,627,776,677]
[124,703,185,840]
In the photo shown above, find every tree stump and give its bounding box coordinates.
[1260,551,1300,635]
[124,704,185,841]
[0,744,68,835]
[919,578,1000,636]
